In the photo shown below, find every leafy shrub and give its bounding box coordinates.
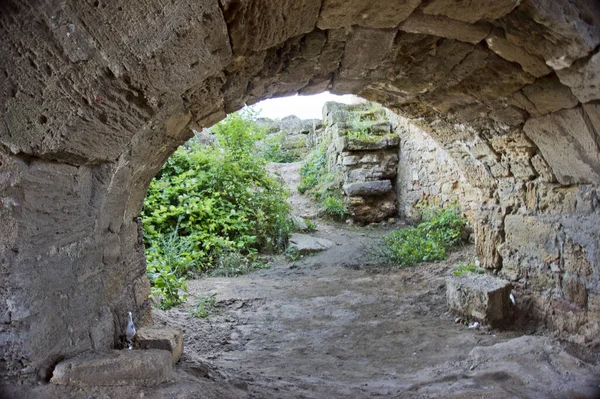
[322,195,350,220]
[453,262,484,276]
[191,293,217,318]
[142,108,293,308]
[146,229,191,309]
[285,246,301,262]
[383,206,467,267]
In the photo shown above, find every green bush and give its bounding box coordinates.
[383,206,466,267]
[142,108,293,308]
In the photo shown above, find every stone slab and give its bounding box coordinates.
[135,327,184,365]
[289,234,334,255]
[446,274,512,326]
[344,180,393,196]
[51,349,172,387]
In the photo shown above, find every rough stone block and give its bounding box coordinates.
[446,274,513,326]
[523,107,600,185]
[486,30,551,77]
[317,0,421,29]
[289,234,334,255]
[400,12,491,44]
[422,0,519,23]
[557,52,600,103]
[51,349,172,387]
[135,327,184,365]
[343,180,393,196]
[342,135,399,151]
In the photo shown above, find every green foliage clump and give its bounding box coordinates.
[304,219,317,232]
[322,195,350,220]
[191,293,217,318]
[383,206,467,267]
[143,108,293,308]
[298,146,350,220]
[260,132,299,163]
[298,146,328,194]
[453,262,484,276]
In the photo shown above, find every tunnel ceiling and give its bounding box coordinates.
[0,0,599,383]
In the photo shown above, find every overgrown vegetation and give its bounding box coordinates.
[298,145,350,221]
[142,109,293,309]
[259,131,300,163]
[383,206,467,267]
[453,262,484,276]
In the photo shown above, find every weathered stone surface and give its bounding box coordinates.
[220,0,321,54]
[422,0,519,23]
[499,0,600,70]
[341,135,400,151]
[288,234,335,255]
[317,0,421,29]
[556,51,600,103]
[523,107,600,185]
[446,274,513,326]
[520,75,579,115]
[344,180,393,196]
[50,350,172,387]
[485,31,552,78]
[135,327,184,365]
[400,13,491,44]
[340,28,397,78]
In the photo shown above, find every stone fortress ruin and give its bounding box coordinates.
[0,0,599,394]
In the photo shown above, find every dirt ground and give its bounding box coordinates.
[6,162,599,399]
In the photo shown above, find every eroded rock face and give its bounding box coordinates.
[0,0,599,383]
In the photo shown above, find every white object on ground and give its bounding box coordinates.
[509,292,516,305]
[468,322,480,329]
[126,311,136,350]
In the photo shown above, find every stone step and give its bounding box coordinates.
[446,274,513,327]
[51,349,172,387]
[343,180,393,196]
[135,327,184,365]
[288,233,334,255]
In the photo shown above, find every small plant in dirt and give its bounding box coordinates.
[209,251,269,277]
[191,293,217,318]
[383,206,467,267]
[285,246,301,262]
[305,219,317,232]
[322,195,350,220]
[142,108,293,309]
[453,262,484,276]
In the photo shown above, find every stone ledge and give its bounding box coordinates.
[343,180,393,196]
[446,274,512,327]
[50,349,172,387]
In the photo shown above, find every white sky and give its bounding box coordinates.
[254,92,356,120]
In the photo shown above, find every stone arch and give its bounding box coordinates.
[1,0,599,382]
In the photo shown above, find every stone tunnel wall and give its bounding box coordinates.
[0,0,599,383]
